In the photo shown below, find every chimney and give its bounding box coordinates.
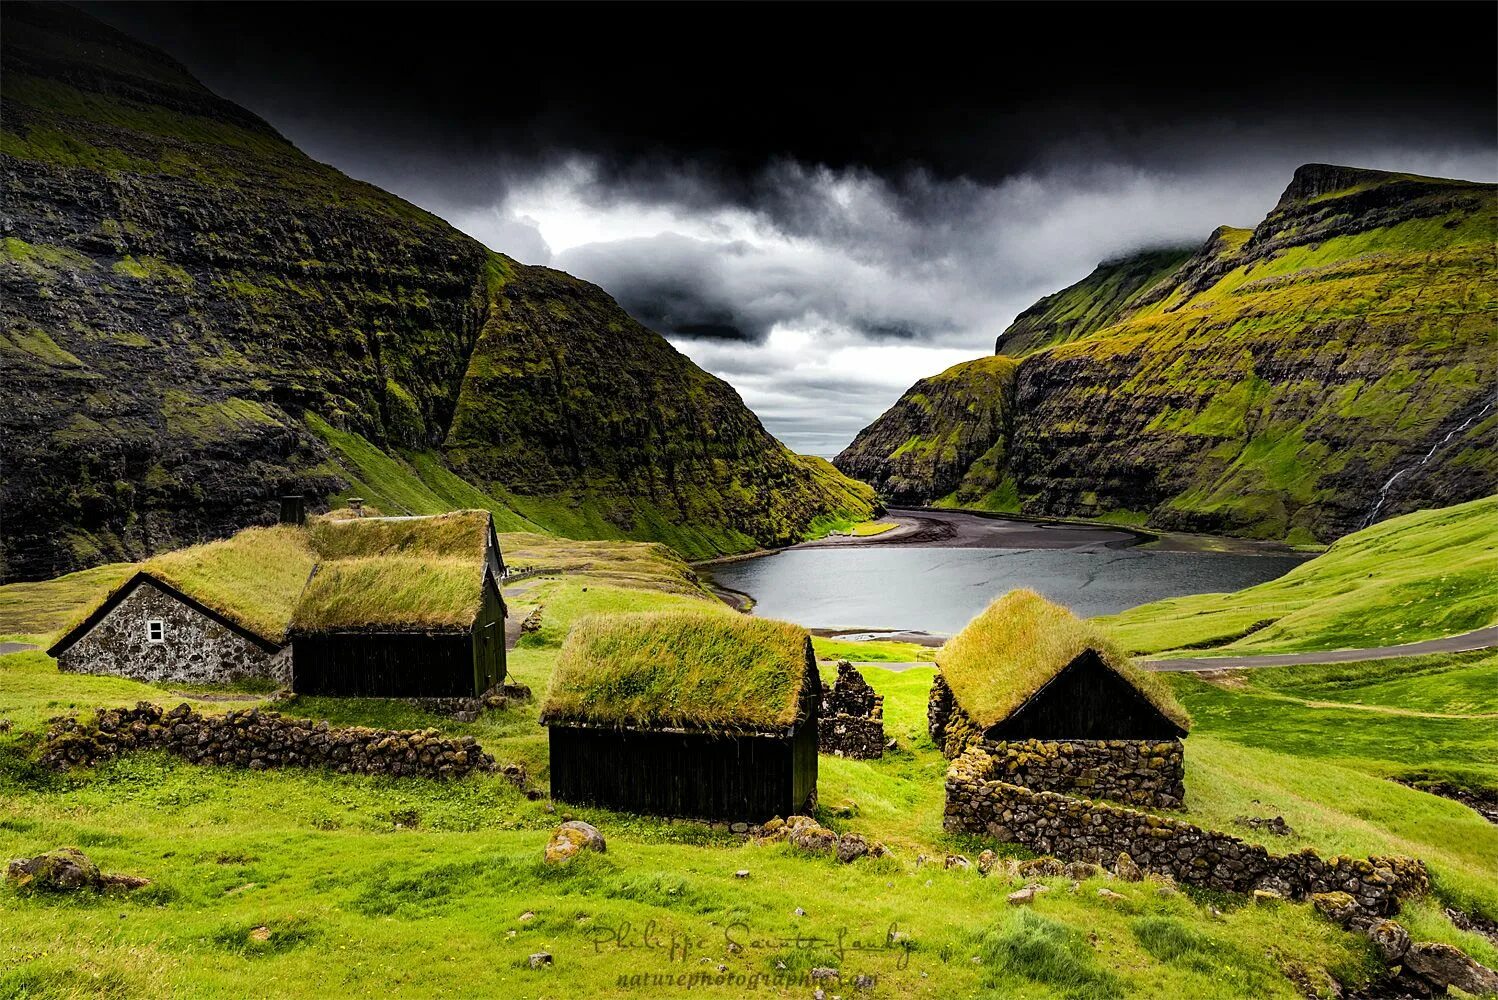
[348,497,365,518]
[279,495,306,526]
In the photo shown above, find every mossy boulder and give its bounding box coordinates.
[543,821,606,864]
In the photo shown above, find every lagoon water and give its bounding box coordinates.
[706,545,1306,635]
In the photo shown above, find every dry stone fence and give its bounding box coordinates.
[945,748,1428,914]
[40,702,496,780]
[818,661,884,759]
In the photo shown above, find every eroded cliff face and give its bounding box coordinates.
[834,357,1018,506]
[0,3,873,580]
[840,164,1497,542]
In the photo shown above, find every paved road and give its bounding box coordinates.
[1141,625,1498,672]
[0,642,38,655]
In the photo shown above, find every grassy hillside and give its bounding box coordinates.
[834,356,1018,505]
[840,165,1497,541]
[1100,495,1498,656]
[0,2,874,581]
[2,553,1495,995]
[994,246,1195,357]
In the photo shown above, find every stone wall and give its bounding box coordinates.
[40,702,495,780]
[945,749,1428,914]
[58,581,289,687]
[819,661,884,759]
[928,673,982,758]
[983,738,1185,809]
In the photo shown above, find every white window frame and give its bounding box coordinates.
[146,619,166,644]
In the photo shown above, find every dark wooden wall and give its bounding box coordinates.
[549,721,817,821]
[292,631,479,697]
[472,575,506,693]
[986,651,1187,741]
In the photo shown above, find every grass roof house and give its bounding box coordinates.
[542,611,820,821]
[50,509,507,698]
[289,511,507,698]
[48,526,316,687]
[930,590,1189,751]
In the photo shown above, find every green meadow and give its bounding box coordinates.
[2,524,1496,998]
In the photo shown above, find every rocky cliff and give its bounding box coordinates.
[834,357,1018,506]
[837,164,1497,542]
[0,3,874,580]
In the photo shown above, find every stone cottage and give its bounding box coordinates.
[49,509,507,697]
[927,589,1190,808]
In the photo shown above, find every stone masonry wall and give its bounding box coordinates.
[983,738,1185,809]
[819,661,884,759]
[944,749,1428,914]
[58,581,290,687]
[40,703,495,780]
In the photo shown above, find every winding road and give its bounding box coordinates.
[1139,625,1498,672]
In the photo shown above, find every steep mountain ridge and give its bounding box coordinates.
[837,164,1497,542]
[0,3,874,580]
[833,356,1018,505]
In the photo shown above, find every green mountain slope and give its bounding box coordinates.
[837,164,1497,541]
[993,246,1195,356]
[1098,494,1498,655]
[0,3,873,580]
[833,356,1018,505]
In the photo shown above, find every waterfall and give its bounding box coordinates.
[1361,399,1496,528]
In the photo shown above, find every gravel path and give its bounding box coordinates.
[0,642,38,655]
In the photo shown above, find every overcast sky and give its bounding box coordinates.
[86,2,1498,456]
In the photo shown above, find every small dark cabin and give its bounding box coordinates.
[290,511,507,698]
[542,612,819,821]
[929,589,1189,752]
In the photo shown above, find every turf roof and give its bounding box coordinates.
[542,611,815,732]
[937,589,1189,731]
[55,511,499,646]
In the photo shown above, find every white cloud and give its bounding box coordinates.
[436,147,1497,457]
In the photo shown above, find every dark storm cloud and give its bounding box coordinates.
[71,1,1498,454]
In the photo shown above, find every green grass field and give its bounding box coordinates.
[1099,495,1498,656]
[2,543,1495,997]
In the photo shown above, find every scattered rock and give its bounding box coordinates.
[500,763,529,792]
[1365,920,1410,964]
[734,870,750,879]
[1016,856,1063,879]
[976,850,999,876]
[729,822,749,835]
[520,606,544,634]
[1063,861,1100,880]
[1007,888,1039,906]
[835,833,870,864]
[519,911,535,922]
[1097,888,1127,903]
[854,972,876,991]
[794,907,806,917]
[1312,891,1363,928]
[527,952,553,969]
[5,848,149,893]
[1235,815,1294,837]
[944,854,971,871]
[1253,889,1283,905]
[249,926,271,942]
[544,821,606,864]
[810,967,840,981]
[1114,852,1143,883]
[1402,942,1498,996]
[787,822,838,855]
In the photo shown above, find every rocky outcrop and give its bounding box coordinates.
[834,356,1017,506]
[0,3,874,580]
[840,164,1498,541]
[38,702,495,779]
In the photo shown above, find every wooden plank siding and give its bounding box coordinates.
[292,632,479,697]
[984,651,1188,741]
[548,721,818,821]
